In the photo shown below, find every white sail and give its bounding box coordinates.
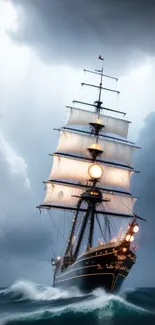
[49,155,133,189]
[101,193,136,215]
[43,183,136,215]
[66,107,130,138]
[56,130,135,165]
[43,183,81,207]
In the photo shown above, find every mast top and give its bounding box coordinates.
[73,55,124,116]
[82,55,120,114]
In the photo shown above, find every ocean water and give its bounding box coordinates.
[0,281,155,325]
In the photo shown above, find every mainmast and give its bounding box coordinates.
[37,56,143,269]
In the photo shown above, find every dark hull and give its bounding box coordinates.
[54,245,136,293]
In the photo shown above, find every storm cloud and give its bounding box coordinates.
[0,132,52,285]
[10,0,155,71]
[126,112,155,287]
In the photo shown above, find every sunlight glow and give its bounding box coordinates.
[0,1,31,89]
[129,60,152,83]
[0,1,18,31]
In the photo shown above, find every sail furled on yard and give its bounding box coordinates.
[42,182,136,215]
[48,155,133,190]
[66,107,130,138]
[56,130,135,166]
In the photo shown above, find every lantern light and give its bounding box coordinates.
[97,118,101,124]
[88,163,103,179]
[126,234,131,242]
[133,225,139,233]
[126,234,134,242]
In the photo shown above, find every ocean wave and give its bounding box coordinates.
[122,287,155,313]
[0,280,155,325]
[0,280,84,302]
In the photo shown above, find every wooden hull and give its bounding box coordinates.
[54,245,136,293]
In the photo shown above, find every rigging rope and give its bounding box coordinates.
[96,213,106,242]
[115,194,134,216]
[47,210,68,243]
[40,210,56,258]
[47,210,68,257]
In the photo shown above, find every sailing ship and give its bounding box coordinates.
[37,57,145,293]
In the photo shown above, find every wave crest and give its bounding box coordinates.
[0,280,84,301]
[0,281,155,325]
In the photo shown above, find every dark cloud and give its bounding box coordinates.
[0,134,53,285]
[10,0,155,72]
[0,121,70,286]
[126,112,155,287]
[0,53,83,286]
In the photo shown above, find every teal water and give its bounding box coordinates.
[0,281,155,325]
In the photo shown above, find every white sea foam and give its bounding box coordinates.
[0,280,151,325]
[2,279,84,301]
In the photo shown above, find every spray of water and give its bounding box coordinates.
[0,280,154,325]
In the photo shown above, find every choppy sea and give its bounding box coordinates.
[0,281,155,325]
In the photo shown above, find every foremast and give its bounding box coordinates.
[37,56,144,270]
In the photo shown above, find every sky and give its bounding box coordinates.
[0,0,155,287]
